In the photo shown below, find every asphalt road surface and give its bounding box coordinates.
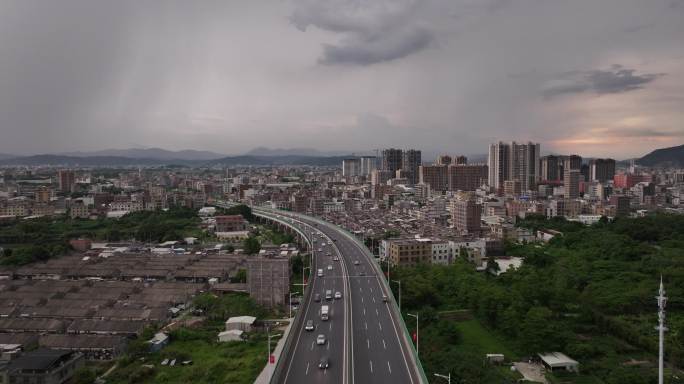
[262,210,422,384]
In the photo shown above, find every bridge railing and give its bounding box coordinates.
[243,209,315,384]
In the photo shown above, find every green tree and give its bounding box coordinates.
[519,306,565,353]
[233,269,247,283]
[243,236,261,255]
[486,255,500,274]
[72,367,97,384]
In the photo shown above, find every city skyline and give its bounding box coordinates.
[1,1,683,158]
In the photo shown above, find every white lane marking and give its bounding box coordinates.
[327,340,330,350]
[361,297,364,303]
[363,307,366,316]
[387,361,392,374]
[383,339,386,349]
[372,297,376,303]
[376,308,379,316]
[306,362,310,375]
[370,287,373,293]
[329,322,332,330]
[378,322,382,331]
[359,287,363,293]
[364,321,368,330]
[367,338,370,349]
[311,341,314,351]
[370,360,373,373]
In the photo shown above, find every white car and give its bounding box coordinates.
[316,334,326,345]
[333,256,339,261]
[334,291,342,299]
[354,260,360,265]
[327,265,333,271]
[305,320,314,331]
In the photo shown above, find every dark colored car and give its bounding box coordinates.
[318,357,329,369]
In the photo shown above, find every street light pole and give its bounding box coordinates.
[267,329,282,378]
[407,312,419,358]
[288,292,298,319]
[391,280,401,312]
[434,372,451,384]
[302,266,310,288]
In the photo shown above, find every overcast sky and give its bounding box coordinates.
[0,0,683,159]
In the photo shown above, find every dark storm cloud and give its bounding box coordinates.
[318,28,433,66]
[543,65,664,98]
[290,0,435,65]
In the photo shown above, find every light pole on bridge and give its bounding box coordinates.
[407,312,419,358]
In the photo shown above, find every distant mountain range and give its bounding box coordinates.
[0,155,192,167]
[0,147,360,167]
[1,144,681,168]
[58,148,226,161]
[207,155,348,167]
[637,144,684,167]
[245,147,367,157]
[0,153,348,167]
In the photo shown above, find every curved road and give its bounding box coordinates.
[251,207,424,384]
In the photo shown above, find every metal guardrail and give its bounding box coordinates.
[214,201,314,384]
[251,211,314,384]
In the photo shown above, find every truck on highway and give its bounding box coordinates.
[320,305,329,321]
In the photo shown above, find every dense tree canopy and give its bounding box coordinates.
[392,214,684,383]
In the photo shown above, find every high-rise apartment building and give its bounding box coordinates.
[540,155,561,181]
[381,148,403,173]
[371,170,394,186]
[451,197,482,234]
[419,165,448,193]
[590,158,616,183]
[401,149,422,185]
[488,142,511,191]
[563,155,582,173]
[510,141,541,192]
[436,155,452,166]
[58,170,75,193]
[448,164,488,192]
[342,158,361,177]
[359,156,377,176]
[610,195,631,217]
[488,142,540,193]
[564,170,580,199]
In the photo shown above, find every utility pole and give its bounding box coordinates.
[656,276,667,384]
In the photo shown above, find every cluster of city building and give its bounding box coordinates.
[1,143,683,274]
